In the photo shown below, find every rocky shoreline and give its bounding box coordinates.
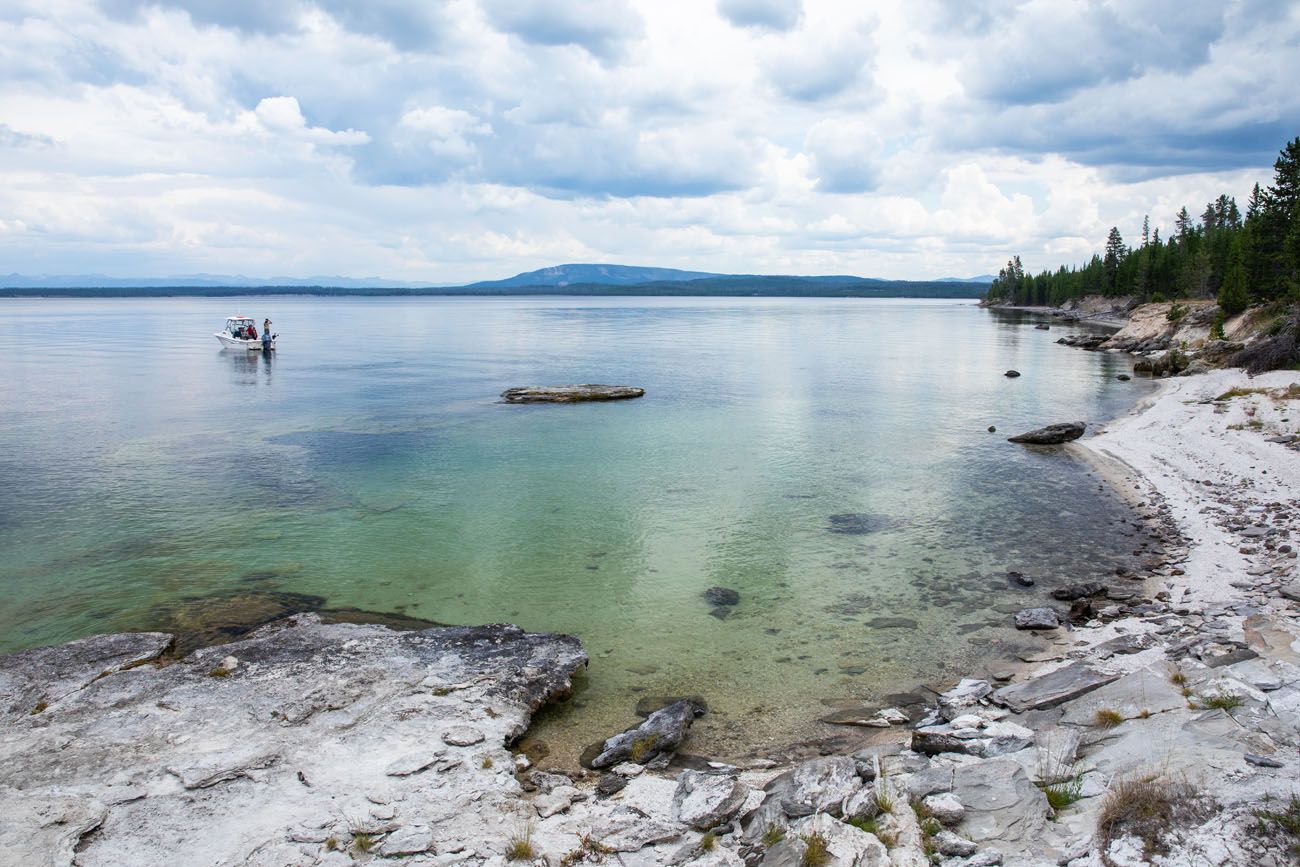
[4,373,1299,865]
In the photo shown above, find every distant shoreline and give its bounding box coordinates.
[0,284,987,300]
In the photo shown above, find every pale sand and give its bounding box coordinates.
[1082,368,1300,609]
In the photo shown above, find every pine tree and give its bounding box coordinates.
[1175,207,1193,245]
[1217,238,1249,315]
[1103,227,1126,293]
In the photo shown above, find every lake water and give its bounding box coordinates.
[0,296,1157,762]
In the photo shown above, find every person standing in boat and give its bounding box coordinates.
[262,319,273,351]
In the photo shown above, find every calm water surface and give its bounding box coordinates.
[0,297,1153,761]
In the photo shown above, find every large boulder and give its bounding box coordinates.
[1007,422,1086,445]
[501,385,645,403]
[585,699,705,769]
[671,770,751,830]
[950,758,1048,843]
[991,661,1120,712]
[763,757,862,818]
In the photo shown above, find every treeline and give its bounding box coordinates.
[986,136,1300,314]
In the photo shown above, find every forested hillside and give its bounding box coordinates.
[986,137,1300,314]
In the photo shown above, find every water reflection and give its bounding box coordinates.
[223,349,273,385]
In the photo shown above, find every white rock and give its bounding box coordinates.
[671,771,750,830]
[922,792,965,826]
[441,725,485,747]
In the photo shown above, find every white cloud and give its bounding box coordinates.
[0,0,1294,283]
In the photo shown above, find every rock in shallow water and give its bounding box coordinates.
[1014,607,1060,630]
[501,385,645,403]
[1007,421,1086,445]
[584,698,705,769]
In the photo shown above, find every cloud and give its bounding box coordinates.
[716,0,802,31]
[0,0,1296,283]
[803,119,882,193]
[478,0,643,60]
[963,0,1227,105]
[250,96,369,145]
[97,0,447,50]
[761,15,876,101]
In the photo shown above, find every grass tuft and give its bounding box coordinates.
[505,823,535,861]
[352,832,375,853]
[700,831,716,851]
[800,832,830,867]
[1040,776,1084,811]
[1096,776,1214,863]
[1170,672,1188,686]
[1094,708,1124,728]
[761,825,785,848]
[481,756,494,769]
[30,700,49,715]
[559,833,613,867]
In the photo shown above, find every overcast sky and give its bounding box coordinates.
[1,0,1298,282]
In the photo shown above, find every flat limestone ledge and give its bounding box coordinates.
[0,614,587,867]
[501,385,645,403]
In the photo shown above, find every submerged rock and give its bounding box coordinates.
[703,587,740,606]
[1050,582,1107,601]
[501,385,645,403]
[585,698,705,769]
[1004,370,1021,378]
[1007,422,1086,445]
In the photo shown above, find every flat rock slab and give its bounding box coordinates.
[1057,667,1187,725]
[1007,422,1086,445]
[501,385,645,403]
[0,614,587,867]
[991,661,1120,713]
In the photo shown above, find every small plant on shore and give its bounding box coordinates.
[1094,708,1124,728]
[761,825,785,847]
[801,831,831,867]
[481,756,494,769]
[1253,793,1300,857]
[351,832,375,853]
[560,833,613,867]
[1167,301,1187,322]
[911,797,941,856]
[1198,692,1244,711]
[30,700,48,715]
[1040,775,1085,811]
[324,838,339,851]
[874,788,894,814]
[1170,672,1188,686]
[699,831,716,851]
[1096,775,1214,863]
[208,666,231,678]
[1211,310,1227,340]
[505,822,535,861]
[847,816,879,835]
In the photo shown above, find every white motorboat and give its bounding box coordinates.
[215,315,275,351]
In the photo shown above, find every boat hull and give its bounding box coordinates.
[215,333,274,351]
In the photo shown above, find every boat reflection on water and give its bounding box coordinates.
[224,346,273,385]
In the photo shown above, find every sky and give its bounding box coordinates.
[1,0,1298,283]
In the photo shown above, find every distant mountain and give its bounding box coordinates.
[467,263,722,288]
[0,264,990,299]
[936,275,996,284]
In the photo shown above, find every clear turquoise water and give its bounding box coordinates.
[0,297,1153,761]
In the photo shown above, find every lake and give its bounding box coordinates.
[0,296,1156,762]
